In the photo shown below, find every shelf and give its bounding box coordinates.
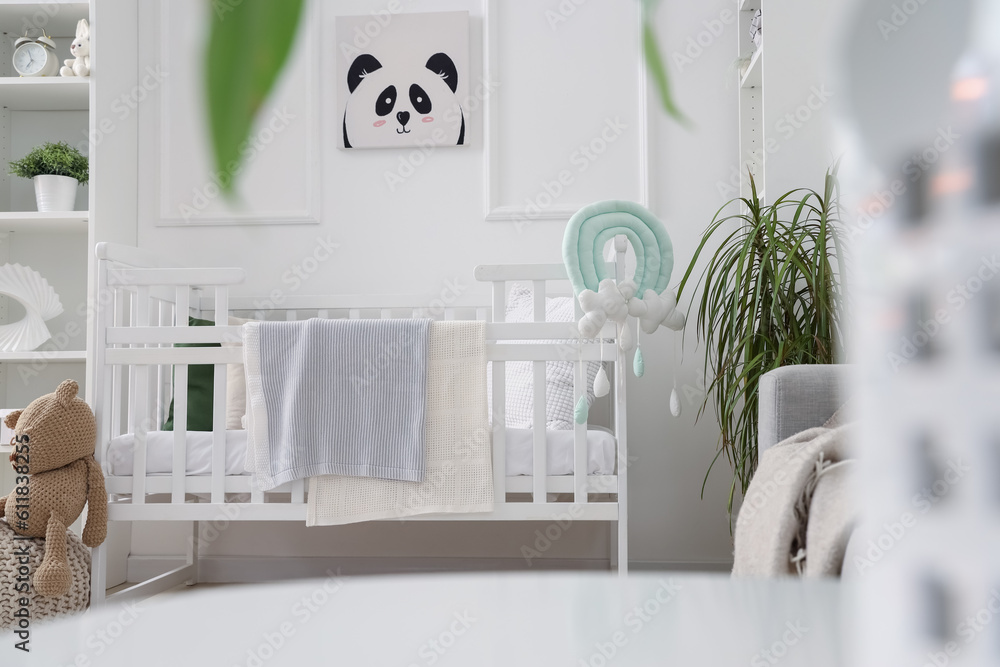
[0,77,89,110]
[0,211,87,232]
[0,350,86,362]
[0,2,89,37]
[740,47,763,89]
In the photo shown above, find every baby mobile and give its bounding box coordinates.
[562,200,685,420]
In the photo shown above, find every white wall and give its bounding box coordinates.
[124,0,795,570]
[761,0,842,197]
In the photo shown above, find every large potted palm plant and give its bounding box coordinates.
[677,167,846,516]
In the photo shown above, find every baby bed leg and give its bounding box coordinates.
[608,522,619,572]
[185,521,200,586]
[90,541,108,607]
[617,517,629,576]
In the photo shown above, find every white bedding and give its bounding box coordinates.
[105,429,617,478]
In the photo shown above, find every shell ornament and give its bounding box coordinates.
[0,264,63,351]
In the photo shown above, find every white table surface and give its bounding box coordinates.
[2,572,843,667]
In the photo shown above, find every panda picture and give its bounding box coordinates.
[336,12,469,150]
[343,52,465,148]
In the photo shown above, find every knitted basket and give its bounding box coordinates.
[0,519,90,629]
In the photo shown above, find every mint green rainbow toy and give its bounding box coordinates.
[562,201,685,421]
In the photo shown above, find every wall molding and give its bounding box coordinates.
[482,0,650,223]
[151,0,321,227]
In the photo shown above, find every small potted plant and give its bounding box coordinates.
[9,141,88,212]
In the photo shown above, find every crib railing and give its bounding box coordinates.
[91,241,631,605]
[94,241,626,514]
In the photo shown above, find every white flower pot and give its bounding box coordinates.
[33,175,79,212]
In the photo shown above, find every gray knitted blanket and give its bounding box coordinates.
[733,423,857,577]
[243,318,431,491]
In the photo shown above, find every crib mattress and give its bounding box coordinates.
[105,429,617,478]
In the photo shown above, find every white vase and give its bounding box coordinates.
[33,174,79,212]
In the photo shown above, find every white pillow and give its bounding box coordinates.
[491,283,599,430]
[224,315,254,429]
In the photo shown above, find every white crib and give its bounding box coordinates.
[90,241,629,606]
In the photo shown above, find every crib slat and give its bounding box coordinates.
[532,280,545,322]
[349,308,360,320]
[532,281,547,502]
[173,294,189,502]
[211,364,227,503]
[145,295,158,442]
[291,479,304,504]
[285,310,297,322]
[156,301,169,427]
[380,308,391,319]
[318,309,329,319]
[172,365,188,503]
[492,281,506,504]
[574,360,588,504]
[211,287,229,503]
[532,361,546,503]
[131,288,150,503]
[214,287,228,326]
[176,286,190,326]
[142,293,159,499]
[126,291,137,436]
[110,289,125,438]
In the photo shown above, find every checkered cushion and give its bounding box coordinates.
[489,284,599,429]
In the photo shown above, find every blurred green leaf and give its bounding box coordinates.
[641,0,689,126]
[206,0,305,196]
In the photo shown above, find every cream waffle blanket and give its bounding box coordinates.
[307,321,494,525]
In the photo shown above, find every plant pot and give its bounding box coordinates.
[32,175,79,212]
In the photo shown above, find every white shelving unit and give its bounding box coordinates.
[0,209,87,231]
[0,0,90,409]
[0,76,88,109]
[739,46,762,89]
[0,2,89,36]
[737,0,763,202]
[0,349,85,361]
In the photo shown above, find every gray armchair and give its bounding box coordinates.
[754,364,858,577]
[757,365,853,454]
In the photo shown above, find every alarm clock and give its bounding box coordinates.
[13,33,59,77]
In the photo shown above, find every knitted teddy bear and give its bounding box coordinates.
[0,380,106,597]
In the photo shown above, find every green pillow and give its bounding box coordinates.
[162,317,220,431]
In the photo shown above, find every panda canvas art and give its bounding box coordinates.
[337,11,469,149]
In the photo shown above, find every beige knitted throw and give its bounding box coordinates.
[308,321,493,525]
[733,424,857,577]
